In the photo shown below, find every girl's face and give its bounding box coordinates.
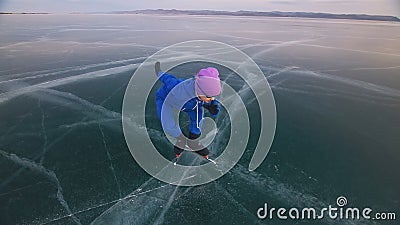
[198,95,214,103]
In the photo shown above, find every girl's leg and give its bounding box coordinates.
[187,107,209,157]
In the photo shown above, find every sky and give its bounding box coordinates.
[1,0,399,17]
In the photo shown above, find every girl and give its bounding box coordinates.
[155,61,221,159]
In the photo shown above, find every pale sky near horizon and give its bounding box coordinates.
[1,0,399,17]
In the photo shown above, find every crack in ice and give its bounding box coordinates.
[0,150,82,225]
[38,98,48,165]
[98,123,122,198]
[0,85,124,192]
[0,63,138,105]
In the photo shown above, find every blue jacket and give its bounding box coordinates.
[155,71,220,138]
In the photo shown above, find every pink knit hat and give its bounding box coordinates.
[195,67,221,97]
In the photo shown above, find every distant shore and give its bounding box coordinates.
[1,10,399,22]
[0,12,49,14]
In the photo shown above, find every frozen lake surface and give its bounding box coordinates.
[0,14,399,224]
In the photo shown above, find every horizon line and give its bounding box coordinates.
[0,9,399,19]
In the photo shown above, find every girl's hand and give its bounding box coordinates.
[206,100,219,115]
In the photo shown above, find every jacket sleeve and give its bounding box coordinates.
[157,71,179,93]
[160,101,182,138]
